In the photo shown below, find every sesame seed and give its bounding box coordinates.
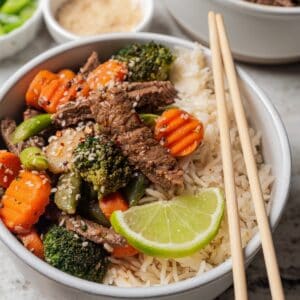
[181,113,189,120]
[82,241,89,247]
[4,168,13,175]
[103,243,113,252]
[59,219,65,226]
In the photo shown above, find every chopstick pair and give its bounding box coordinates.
[208,12,285,300]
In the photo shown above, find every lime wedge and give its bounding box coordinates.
[110,188,225,258]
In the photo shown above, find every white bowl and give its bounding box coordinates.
[0,0,43,60]
[43,0,154,44]
[165,0,300,64]
[0,33,291,300]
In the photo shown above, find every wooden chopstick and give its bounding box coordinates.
[208,12,248,300]
[215,13,285,300]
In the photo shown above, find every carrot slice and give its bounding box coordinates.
[26,69,77,113]
[0,171,51,233]
[155,108,182,129]
[155,108,204,157]
[26,60,126,114]
[39,79,61,113]
[166,119,200,146]
[112,244,139,258]
[170,132,201,156]
[99,192,128,220]
[39,69,76,113]
[25,70,58,109]
[0,151,21,188]
[59,74,90,105]
[87,60,127,90]
[18,228,44,259]
[99,192,139,257]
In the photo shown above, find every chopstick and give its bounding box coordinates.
[214,13,285,300]
[208,12,248,300]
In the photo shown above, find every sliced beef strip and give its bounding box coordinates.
[110,81,177,113]
[52,98,94,128]
[90,92,183,190]
[79,51,100,78]
[1,118,45,155]
[117,127,184,189]
[90,91,140,136]
[60,214,126,248]
[1,119,21,154]
[53,80,177,128]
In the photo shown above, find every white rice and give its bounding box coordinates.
[103,45,274,287]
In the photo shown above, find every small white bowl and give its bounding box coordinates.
[165,0,300,64]
[0,0,43,61]
[43,0,154,44]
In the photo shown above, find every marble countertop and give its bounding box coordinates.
[0,2,299,299]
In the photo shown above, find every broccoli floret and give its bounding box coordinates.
[44,225,108,282]
[114,42,175,82]
[73,136,132,198]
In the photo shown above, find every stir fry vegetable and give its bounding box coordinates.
[26,60,127,114]
[0,150,21,188]
[26,70,58,109]
[0,170,51,233]
[20,146,48,171]
[73,136,132,198]
[44,225,108,282]
[87,60,127,90]
[11,114,52,144]
[99,192,139,258]
[39,69,76,113]
[100,192,128,220]
[54,171,81,214]
[114,42,174,81]
[26,69,89,113]
[155,108,204,157]
[139,113,159,127]
[45,128,85,174]
[112,244,138,258]
[122,173,149,207]
[18,228,44,258]
[78,183,110,227]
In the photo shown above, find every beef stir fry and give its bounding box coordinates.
[0,43,206,283]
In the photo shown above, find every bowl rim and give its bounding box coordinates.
[0,0,43,41]
[42,0,154,41]
[216,0,300,16]
[0,33,291,298]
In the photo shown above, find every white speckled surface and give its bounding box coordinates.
[0,1,299,299]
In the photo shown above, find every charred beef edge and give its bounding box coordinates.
[60,214,126,248]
